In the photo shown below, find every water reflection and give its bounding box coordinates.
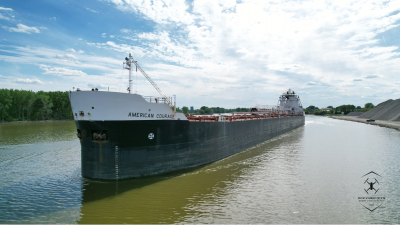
[80,166,203,204]
[77,130,304,224]
[0,121,77,145]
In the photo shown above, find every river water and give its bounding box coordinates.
[0,116,399,223]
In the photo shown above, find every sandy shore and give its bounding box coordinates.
[329,116,400,131]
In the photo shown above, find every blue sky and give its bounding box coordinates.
[0,0,400,109]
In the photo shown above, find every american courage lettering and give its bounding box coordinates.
[128,112,175,119]
[128,112,154,118]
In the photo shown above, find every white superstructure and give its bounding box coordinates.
[278,89,304,115]
[69,91,187,121]
[249,89,304,116]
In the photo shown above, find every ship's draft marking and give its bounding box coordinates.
[148,133,155,139]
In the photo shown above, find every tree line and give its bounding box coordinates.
[0,89,73,122]
[304,103,375,115]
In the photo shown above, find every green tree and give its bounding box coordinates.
[182,106,189,114]
[41,95,53,120]
[26,91,36,121]
[365,103,374,109]
[314,110,327,115]
[31,97,44,120]
[0,89,73,121]
[0,89,12,121]
[205,108,213,114]
[306,105,319,114]
[336,104,355,115]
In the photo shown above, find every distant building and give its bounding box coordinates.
[190,106,194,112]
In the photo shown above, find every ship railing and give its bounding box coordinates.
[185,111,303,122]
[250,105,293,115]
[142,96,172,104]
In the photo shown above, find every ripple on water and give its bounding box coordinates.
[0,122,82,223]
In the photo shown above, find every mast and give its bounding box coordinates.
[123,53,134,94]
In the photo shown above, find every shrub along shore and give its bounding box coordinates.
[0,89,73,122]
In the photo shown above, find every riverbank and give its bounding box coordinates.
[0,119,74,124]
[329,116,400,131]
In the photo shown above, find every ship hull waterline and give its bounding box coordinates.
[76,116,305,180]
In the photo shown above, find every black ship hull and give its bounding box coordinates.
[76,116,305,180]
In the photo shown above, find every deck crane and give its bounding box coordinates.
[123,53,175,111]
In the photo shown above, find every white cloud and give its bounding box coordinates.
[0,46,124,94]
[110,35,115,38]
[137,32,164,40]
[305,81,319,86]
[41,66,87,76]
[13,78,43,84]
[3,24,41,34]
[78,50,84,53]
[55,54,77,60]
[108,0,194,25]
[85,7,99,13]
[353,79,363,81]
[121,28,131,33]
[67,48,76,52]
[50,17,56,20]
[0,6,13,20]
[364,74,383,79]
[102,33,107,37]
[0,7,13,11]
[0,13,10,20]
[101,0,400,108]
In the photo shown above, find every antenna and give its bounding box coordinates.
[122,53,133,94]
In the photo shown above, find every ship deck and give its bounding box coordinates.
[185,114,303,122]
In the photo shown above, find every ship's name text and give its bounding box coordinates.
[128,112,174,119]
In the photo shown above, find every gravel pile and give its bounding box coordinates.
[346,112,364,116]
[358,99,400,121]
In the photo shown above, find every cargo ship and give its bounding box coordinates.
[69,54,305,180]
